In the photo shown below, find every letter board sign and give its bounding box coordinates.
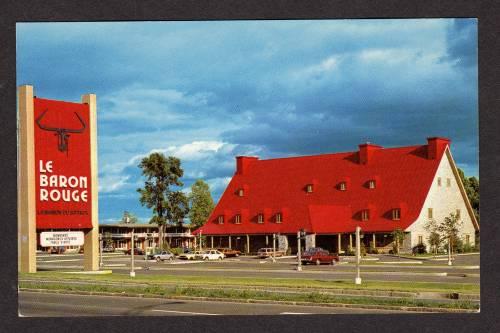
[40,231,85,247]
[34,97,93,229]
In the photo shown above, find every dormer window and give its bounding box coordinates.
[306,184,313,193]
[339,182,346,191]
[276,213,282,223]
[361,210,370,221]
[218,215,224,224]
[446,178,451,187]
[368,180,376,189]
[257,214,264,224]
[392,208,401,220]
[437,177,442,187]
[237,188,244,197]
[235,214,241,224]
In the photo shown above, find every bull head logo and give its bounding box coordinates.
[35,109,86,154]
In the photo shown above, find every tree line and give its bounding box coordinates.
[136,152,214,249]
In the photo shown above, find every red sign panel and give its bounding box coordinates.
[34,97,93,229]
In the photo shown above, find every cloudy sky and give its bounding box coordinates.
[17,19,478,224]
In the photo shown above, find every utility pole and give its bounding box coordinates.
[297,230,303,271]
[272,233,276,263]
[355,226,362,285]
[130,228,135,278]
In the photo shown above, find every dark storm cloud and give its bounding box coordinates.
[17,19,478,222]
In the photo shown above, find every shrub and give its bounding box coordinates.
[169,247,185,255]
[412,243,427,255]
[461,243,473,253]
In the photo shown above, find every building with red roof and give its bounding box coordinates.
[193,138,478,254]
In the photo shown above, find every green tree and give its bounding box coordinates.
[427,231,441,254]
[168,191,190,226]
[188,179,215,229]
[103,232,113,248]
[426,212,463,261]
[391,228,405,254]
[457,168,479,221]
[137,153,184,249]
[121,211,138,224]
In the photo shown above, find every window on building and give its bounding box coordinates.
[446,178,451,187]
[276,213,282,223]
[465,234,470,245]
[306,184,313,193]
[235,214,241,224]
[218,215,224,224]
[418,235,423,244]
[237,188,244,197]
[437,177,442,186]
[257,214,264,224]
[392,208,401,220]
[339,182,346,191]
[368,180,376,189]
[456,209,461,219]
[361,210,370,221]
[428,208,433,219]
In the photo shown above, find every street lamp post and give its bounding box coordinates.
[130,228,135,278]
[272,233,277,263]
[355,226,362,285]
[448,237,452,266]
[297,230,302,271]
[99,233,103,267]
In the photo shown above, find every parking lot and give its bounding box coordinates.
[35,251,480,284]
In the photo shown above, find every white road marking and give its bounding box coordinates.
[151,309,220,316]
[280,312,312,315]
[37,259,82,263]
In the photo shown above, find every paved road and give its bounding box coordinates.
[35,253,480,284]
[19,291,409,316]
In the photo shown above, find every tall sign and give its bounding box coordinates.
[18,85,99,273]
[34,97,93,229]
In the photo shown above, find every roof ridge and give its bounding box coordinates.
[256,144,425,162]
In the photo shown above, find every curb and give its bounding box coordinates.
[19,288,479,313]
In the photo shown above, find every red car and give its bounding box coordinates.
[301,247,339,265]
[124,248,144,255]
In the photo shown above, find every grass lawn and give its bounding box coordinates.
[19,271,479,293]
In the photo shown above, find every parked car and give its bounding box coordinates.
[217,248,241,257]
[102,246,115,253]
[202,249,224,261]
[301,247,339,265]
[151,250,175,262]
[49,247,65,254]
[257,248,285,258]
[124,248,144,255]
[178,250,201,260]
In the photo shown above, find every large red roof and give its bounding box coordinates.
[194,139,449,235]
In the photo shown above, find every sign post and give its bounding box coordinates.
[18,85,37,273]
[17,85,99,273]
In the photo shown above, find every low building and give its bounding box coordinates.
[98,223,195,251]
[193,137,479,254]
[36,223,195,252]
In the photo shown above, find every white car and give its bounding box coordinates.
[202,250,224,261]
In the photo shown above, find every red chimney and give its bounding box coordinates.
[236,156,259,175]
[358,143,383,164]
[427,137,450,160]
